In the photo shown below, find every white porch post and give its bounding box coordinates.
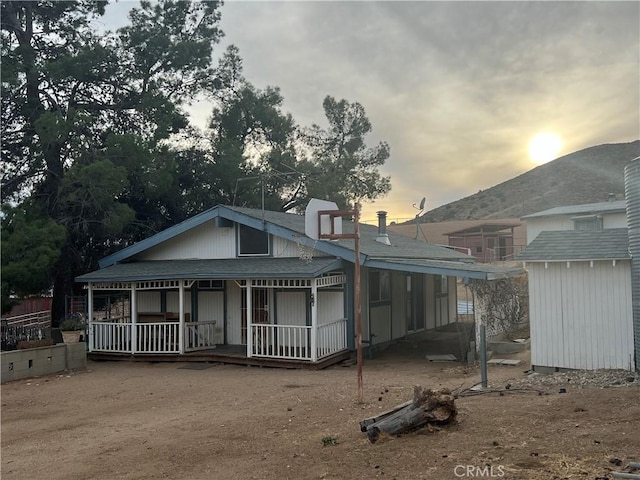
[246,281,253,358]
[179,280,185,354]
[131,282,137,354]
[87,283,94,352]
[310,278,318,362]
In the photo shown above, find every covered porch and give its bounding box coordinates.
[78,258,350,365]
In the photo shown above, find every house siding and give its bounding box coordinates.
[197,291,225,344]
[318,291,344,325]
[275,291,307,326]
[137,221,236,260]
[226,281,242,344]
[529,261,634,370]
[391,272,407,339]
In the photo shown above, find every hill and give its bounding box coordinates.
[416,140,640,222]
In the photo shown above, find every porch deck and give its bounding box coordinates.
[87,344,352,370]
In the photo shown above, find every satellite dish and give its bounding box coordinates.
[419,197,426,211]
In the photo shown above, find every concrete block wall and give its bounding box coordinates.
[1,342,87,383]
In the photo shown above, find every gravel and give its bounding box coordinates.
[494,369,639,390]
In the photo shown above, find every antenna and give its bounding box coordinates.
[412,197,427,241]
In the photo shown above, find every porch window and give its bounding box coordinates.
[238,224,270,256]
[197,280,224,290]
[435,275,448,294]
[370,270,391,303]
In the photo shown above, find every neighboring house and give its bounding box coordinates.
[76,204,521,367]
[388,219,527,263]
[518,199,635,372]
[444,222,521,263]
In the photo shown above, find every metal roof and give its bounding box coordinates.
[521,200,627,219]
[516,228,630,262]
[77,257,344,283]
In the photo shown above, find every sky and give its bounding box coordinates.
[101,1,640,223]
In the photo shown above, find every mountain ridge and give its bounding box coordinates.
[413,140,640,223]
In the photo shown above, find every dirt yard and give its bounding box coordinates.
[2,349,639,480]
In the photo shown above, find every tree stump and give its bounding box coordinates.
[360,386,457,443]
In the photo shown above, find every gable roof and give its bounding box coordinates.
[516,228,630,262]
[521,200,627,219]
[91,204,524,281]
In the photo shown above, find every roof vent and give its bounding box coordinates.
[376,211,391,246]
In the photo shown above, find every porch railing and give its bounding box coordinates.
[251,324,310,360]
[90,321,179,353]
[91,321,132,352]
[317,318,348,358]
[251,318,348,361]
[136,322,180,353]
[185,321,217,352]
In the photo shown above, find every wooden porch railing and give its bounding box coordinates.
[185,321,217,352]
[251,324,311,360]
[251,318,348,361]
[317,318,348,358]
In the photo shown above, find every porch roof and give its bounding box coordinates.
[363,257,525,280]
[76,257,344,283]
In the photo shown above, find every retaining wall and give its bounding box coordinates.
[1,343,87,383]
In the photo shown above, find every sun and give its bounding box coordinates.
[528,132,562,165]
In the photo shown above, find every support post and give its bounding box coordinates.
[246,281,253,358]
[310,278,318,362]
[354,203,363,403]
[178,280,185,354]
[480,324,488,388]
[88,283,94,352]
[131,282,137,353]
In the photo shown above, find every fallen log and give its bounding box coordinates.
[360,386,457,443]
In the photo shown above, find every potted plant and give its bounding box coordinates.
[59,314,86,343]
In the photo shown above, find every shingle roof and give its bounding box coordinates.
[516,229,630,261]
[77,257,344,283]
[521,200,627,219]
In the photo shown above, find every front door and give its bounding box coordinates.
[241,288,269,344]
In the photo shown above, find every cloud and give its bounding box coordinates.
[102,1,640,222]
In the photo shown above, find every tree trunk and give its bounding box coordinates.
[360,387,457,443]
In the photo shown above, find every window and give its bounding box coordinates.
[572,215,603,231]
[434,275,448,295]
[197,280,224,290]
[370,270,391,303]
[238,224,270,256]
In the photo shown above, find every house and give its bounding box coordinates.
[518,197,636,372]
[388,219,527,263]
[76,203,523,367]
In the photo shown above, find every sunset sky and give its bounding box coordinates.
[102,1,640,223]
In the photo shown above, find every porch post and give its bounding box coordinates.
[87,283,94,352]
[179,280,185,354]
[310,278,318,361]
[131,282,137,354]
[246,281,253,358]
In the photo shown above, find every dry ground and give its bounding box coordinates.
[2,349,639,480]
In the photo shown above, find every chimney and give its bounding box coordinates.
[376,211,391,246]
[608,193,616,202]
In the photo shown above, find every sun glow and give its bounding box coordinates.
[528,133,562,165]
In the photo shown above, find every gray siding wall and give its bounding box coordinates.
[529,261,634,370]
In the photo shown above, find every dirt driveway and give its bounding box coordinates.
[2,349,639,480]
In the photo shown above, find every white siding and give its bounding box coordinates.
[370,305,391,344]
[137,221,236,260]
[318,291,344,325]
[136,222,319,261]
[137,291,161,312]
[198,291,224,344]
[603,212,629,229]
[391,272,407,339]
[276,291,307,326]
[166,291,192,315]
[226,281,242,344]
[529,261,634,370]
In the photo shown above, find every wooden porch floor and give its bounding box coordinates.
[87,345,352,370]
